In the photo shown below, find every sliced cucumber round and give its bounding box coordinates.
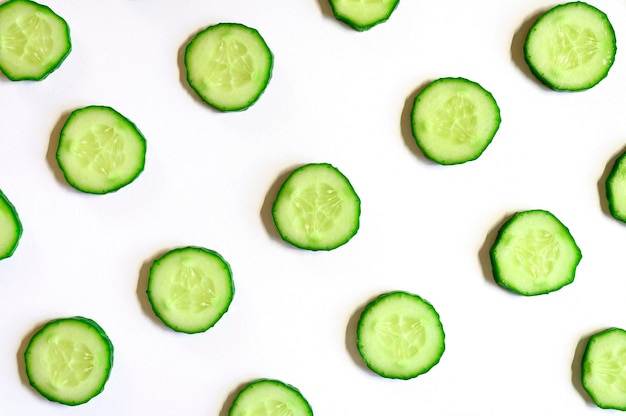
[24,316,113,406]
[357,291,445,380]
[411,77,501,165]
[524,1,616,91]
[184,22,273,112]
[582,327,626,410]
[228,379,313,416]
[147,246,234,334]
[606,150,626,222]
[490,209,582,296]
[0,0,71,81]
[328,0,400,31]
[56,105,147,194]
[0,189,22,260]
[272,163,361,251]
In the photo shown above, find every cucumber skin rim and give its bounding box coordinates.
[581,327,626,410]
[489,209,582,296]
[24,316,114,406]
[410,76,501,165]
[328,0,400,32]
[184,22,274,112]
[56,105,147,195]
[0,188,22,260]
[147,246,235,334]
[356,290,446,380]
[228,378,314,416]
[271,162,361,251]
[0,0,72,81]
[523,1,616,92]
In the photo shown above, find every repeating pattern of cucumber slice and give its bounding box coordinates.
[2,0,626,412]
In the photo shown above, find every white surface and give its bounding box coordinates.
[2,0,626,415]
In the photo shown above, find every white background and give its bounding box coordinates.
[2,0,626,415]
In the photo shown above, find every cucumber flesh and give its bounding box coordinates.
[582,328,626,410]
[328,0,400,31]
[24,316,113,406]
[606,151,626,222]
[147,246,234,334]
[0,189,22,260]
[56,105,147,194]
[357,291,445,380]
[411,77,501,165]
[490,209,582,296]
[524,1,616,91]
[272,163,361,251]
[0,0,71,81]
[228,379,313,416]
[185,22,273,112]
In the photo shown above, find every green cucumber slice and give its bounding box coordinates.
[184,22,273,112]
[55,105,147,194]
[271,163,361,251]
[0,189,22,260]
[24,316,113,406]
[490,209,582,296]
[524,1,616,91]
[357,291,445,380]
[582,328,626,410]
[328,0,400,31]
[606,150,626,222]
[147,246,234,334]
[228,379,313,416]
[410,77,501,165]
[0,0,71,81]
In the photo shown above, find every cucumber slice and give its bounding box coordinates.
[55,105,147,194]
[147,246,234,334]
[0,0,71,81]
[328,0,400,31]
[410,77,501,165]
[357,291,445,380]
[0,189,22,260]
[271,163,361,251]
[184,22,273,112]
[24,316,113,406]
[490,209,582,296]
[606,150,626,223]
[582,327,626,410]
[228,379,313,416]
[524,1,616,91]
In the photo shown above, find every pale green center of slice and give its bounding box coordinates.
[2,13,53,64]
[205,37,254,91]
[291,183,342,237]
[346,0,386,4]
[45,337,94,388]
[250,399,293,416]
[592,348,626,392]
[512,229,560,280]
[432,95,477,143]
[70,124,125,179]
[553,24,598,70]
[375,314,426,361]
[167,261,216,313]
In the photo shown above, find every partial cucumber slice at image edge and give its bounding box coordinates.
[357,291,445,380]
[328,0,400,31]
[411,77,501,165]
[228,379,313,416]
[605,150,626,223]
[490,209,582,296]
[0,189,22,260]
[0,0,71,81]
[24,316,114,406]
[272,163,361,251]
[147,246,234,334]
[185,22,273,112]
[56,105,147,194]
[582,327,626,410]
[524,1,616,91]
